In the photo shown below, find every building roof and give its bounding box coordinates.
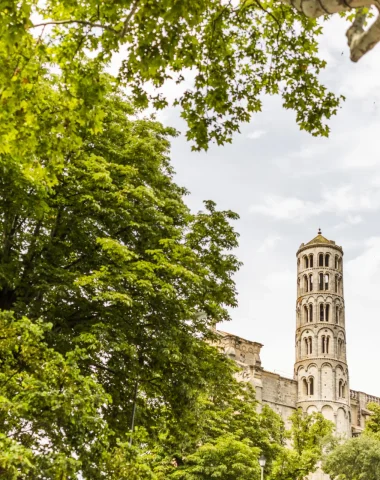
[297,229,343,254]
[306,232,334,246]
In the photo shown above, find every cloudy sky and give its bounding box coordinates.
[119,15,380,396]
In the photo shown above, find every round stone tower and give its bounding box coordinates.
[294,229,351,437]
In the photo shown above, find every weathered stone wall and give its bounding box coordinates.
[261,370,298,428]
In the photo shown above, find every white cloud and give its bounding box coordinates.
[257,234,281,252]
[250,185,380,222]
[247,130,266,140]
[334,214,363,230]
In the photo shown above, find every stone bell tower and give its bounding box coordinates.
[294,230,351,437]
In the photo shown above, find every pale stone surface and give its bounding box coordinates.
[217,232,380,479]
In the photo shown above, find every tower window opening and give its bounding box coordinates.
[304,305,309,324]
[320,304,324,321]
[322,335,330,354]
[309,254,314,268]
[325,274,329,290]
[319,273,324,291]
[303,378,308,395]
[326,304,330,322]
[304,275,309,293]
[304,256,309,269]
[309,304,313,322]
[309,274,313,292]
[308,336,313,354]
[336,306,340,324]
[309,377,314,396]
[335,256,338,269]
[325,254,330,267]
[339,379,346,398]
[338,338,343,356]
[304,338,308,355]
[335,275,338,293]
[319,253,324,267]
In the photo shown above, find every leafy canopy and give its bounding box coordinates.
[269,408,334,480]
[323,402,380,480]
[2,0,342,154]
[0,79,246,477]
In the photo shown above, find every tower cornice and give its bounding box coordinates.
[297,242,343,256]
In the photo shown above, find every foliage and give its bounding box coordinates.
[1,0,343,154]
[0,81,245,476]
[364,402,380,437]
[323,435,380,480]
[269,408,334,480]
[323,402,380,479]
[149,382,283,479]
[0,310,112,479]
[168,435,261,480]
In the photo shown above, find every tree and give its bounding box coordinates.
[0,0,347,154]
[150,382,285,480]
[0,310,114,479]
[0,83,246,475]
[323,435,380,480]
[168,435,262,480]
[323,402,380,479]
[270,408,334,480]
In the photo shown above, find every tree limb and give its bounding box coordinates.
[30,20,117,33]
[277,0,380,61]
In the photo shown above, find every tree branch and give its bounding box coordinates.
[120,0,140,37]
[30,20,117,33]
[277,0,380,61]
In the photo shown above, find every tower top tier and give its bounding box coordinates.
[297,230,343,255]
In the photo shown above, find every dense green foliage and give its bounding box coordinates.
[0,2,341,474]
[324,402,380,480]
[0,76,335,476]
[2,0,342,154]
[268,408,334,480]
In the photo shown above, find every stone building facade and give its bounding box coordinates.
[218,232,380,457]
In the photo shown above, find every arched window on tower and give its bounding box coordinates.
[326,304,330,322]
[336,306,340,324]
[309,254,314,268]
[309,274,313,291]
[335,256,338,269]
[308,336,313,354]
[303,378,308,395]
[304,305,309,323]
[322,335,330,354]
[304,256,309,268]
[309,304,313,322]
[325,274,329,290]
[304,275,309,293]
[309,377,314,395]
[339,379,346,398]
[335,275,338,293]
[325,254,330,267]
[320,304,324,321]
[319,253,324,267]
[319,273,324,291]
[338,338,343,356]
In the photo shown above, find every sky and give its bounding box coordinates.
[115,15,380,395]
